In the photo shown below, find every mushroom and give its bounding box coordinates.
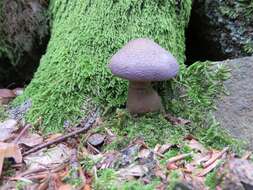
[108,38,179,114]
[0,89,16,105]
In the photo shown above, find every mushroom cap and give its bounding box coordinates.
[108,38,179,81]
[0,89,16,98]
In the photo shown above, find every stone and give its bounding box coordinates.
[214,56,253,149]
[87,133,105,147]
[217,158,253,190]
[190,0,253,59]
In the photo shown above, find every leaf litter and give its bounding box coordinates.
[0,106,253,189]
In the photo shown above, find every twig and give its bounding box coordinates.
[70,149,79,179]
[167,153,192,164]
[197,159,220,177]
[202,147,229,168]
[13,124,32,144]
[242,151,252,160]
[23,108,99,157]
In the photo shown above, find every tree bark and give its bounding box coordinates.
[15,0,192,131]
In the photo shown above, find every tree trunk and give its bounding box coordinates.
[16,0,192,131]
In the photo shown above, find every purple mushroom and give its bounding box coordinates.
[108,38,179,114]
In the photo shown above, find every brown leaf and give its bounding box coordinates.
[164,113,191,125]
[186,139,208,153]
[0,119,19,141]
[0,142,22,176]
[167,162,178,170]
[24,144,71,171]
[17,133,43,147]
[154,144,173,155]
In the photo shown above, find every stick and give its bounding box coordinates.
[167,153,192,164]
[13,124,32,144]
[202,147,229,168]
[197,159,220,177]
[23,108,99,157]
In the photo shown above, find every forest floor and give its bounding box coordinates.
[0,92,253,190]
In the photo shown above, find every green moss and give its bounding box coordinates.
[15,0,192,131]
[205,170,219,190]
[101,61,241,152]
[93,169,159,190]
[0,105,7,122]
[219,0,253,22]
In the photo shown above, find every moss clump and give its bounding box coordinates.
[0,105,7,122]
[15,0,192,131]
[96,61,241,152]
[93,169,159,190]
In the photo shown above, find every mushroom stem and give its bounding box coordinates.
[127,81,162,114]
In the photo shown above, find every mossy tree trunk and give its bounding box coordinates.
[16,0,192,131]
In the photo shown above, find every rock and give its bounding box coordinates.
[191,0,253,58]
[0,0,49,87]
[214,56,253,149]
[8,99,32,121]
[0,119,18,141]
[217,158,253,190]
[87,133,105,147]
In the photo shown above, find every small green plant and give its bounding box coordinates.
[0,105,7,122]
[205,170,219,190]
[243,41,253,54]
[93,168,160,190]
[15,180,33,190]
[62,168,82,188]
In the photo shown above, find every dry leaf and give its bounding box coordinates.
[0,119,18,141]
[154,144,173,155]
[17,133,43,147]
[24,144,71,171]
[187,139,207,153]
[0,142,22,176]
[164,113,191,125]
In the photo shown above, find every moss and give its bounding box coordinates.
[15,0,192,131]
[0,105,7,122]
[101,61,241,150]
[93,169,159,190]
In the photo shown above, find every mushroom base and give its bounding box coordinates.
[127,81,162,114]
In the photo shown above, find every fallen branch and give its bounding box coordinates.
[23,108,99,157]
[202,147,229,168]
[197,159,220,177]
[13,124,32,144]
[167,153,192,165]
